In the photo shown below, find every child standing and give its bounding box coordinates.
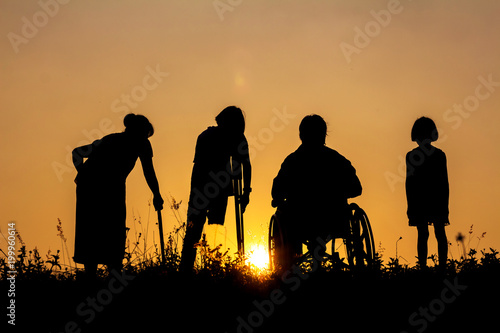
[406,117,449,269]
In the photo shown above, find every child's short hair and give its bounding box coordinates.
[411,117,438,143]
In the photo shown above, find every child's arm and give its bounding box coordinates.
[440,152,450,209]
[405,152,417,214]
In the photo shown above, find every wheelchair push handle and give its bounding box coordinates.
[272,198,289,209]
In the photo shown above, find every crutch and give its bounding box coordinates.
[157,209,166,264]
[231,156,245,256]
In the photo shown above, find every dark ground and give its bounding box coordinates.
[7,266,500,333]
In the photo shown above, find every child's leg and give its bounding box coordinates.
[416,224,429,268]
[434,224,448,268]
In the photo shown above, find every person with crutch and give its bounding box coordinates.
[180,106,252,273]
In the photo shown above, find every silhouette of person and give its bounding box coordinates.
[406,117,449,269]
[272,114,362,259]
[72,113,164,278]
[180,106,251,272]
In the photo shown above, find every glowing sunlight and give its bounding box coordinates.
[247,244,270,271]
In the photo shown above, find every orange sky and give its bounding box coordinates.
[1,0,499,267]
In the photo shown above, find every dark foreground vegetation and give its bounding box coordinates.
[2,240,500,333]
[2,212,498,332]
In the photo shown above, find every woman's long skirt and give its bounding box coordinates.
[74,179,126,265]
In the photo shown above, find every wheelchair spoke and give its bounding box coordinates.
[269,203,375,272]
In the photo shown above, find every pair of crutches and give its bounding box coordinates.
[156,155,245,264]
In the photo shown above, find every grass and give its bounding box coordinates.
[1,200,499,332]
[4,243,499,332]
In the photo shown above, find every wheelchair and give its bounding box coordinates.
[268,202,375,271]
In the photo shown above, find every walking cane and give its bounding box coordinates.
[157,209,166,264]
[231,157,245,256]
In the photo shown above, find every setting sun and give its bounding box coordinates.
[1,1,499,332]
[247,244,270,271]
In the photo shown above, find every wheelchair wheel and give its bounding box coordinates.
[344,203,375,268]
[268,214,293,271]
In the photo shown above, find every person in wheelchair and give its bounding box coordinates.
[271,114,362,261]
